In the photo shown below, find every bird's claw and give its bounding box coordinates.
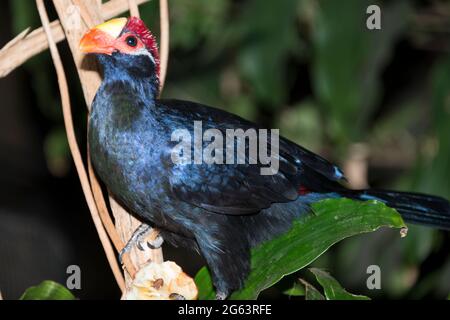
[146,234,164,249]
[118,223,163,264]
[215,292,227,300]
[136,241,145,251]
[119,246,130,265]
[169,293,186,300]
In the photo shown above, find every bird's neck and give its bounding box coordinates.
[100,60,159,105]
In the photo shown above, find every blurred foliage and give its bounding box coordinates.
[6,0,450,299]
[413,57,450,197]
[312,0,410,146]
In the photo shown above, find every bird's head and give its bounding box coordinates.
[80,17,160,83]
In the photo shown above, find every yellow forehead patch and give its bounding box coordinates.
[95,17,127,38]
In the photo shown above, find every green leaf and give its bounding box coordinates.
[301,279,325,300]
[195,198,406,299]
[310,268,370,300]
[283,281,305,297]
[20,281,76,300]
[194,267,216,300]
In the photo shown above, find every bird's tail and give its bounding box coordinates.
[340,189,450,230]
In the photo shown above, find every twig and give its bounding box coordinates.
[128,0,141,18]
[159,0,169,93]
[0,0,151,78]
[87,157,123,252]
[0,28,30,52]
[36,0,125,292]
[73,0,99,28]
[52,0,103,106]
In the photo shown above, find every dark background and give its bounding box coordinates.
[0,0,449,299]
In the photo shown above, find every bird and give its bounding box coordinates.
[79,17,450,299]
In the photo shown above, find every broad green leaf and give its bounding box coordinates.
[310,268,370,300]
[20,281,76,300]
[195,198,406,299]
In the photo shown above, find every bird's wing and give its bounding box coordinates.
[157,99,345,215]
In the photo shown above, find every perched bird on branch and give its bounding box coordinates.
[80,17,450,299]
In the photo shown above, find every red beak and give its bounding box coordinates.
[79,18,127,55]
[79,28,116,55]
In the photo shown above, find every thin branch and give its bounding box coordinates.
[128,0,141,18]
[0,0,151,78]
[87,157,124,252]
[73,0,100,28]
[36,0,125,292]
[52,0,103,106]
[159,0,170,93]
[0,28,30,52]
[0,20,63,78]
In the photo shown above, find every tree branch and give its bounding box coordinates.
[128,0,141,18]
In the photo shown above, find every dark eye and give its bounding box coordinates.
[126,35,138,47]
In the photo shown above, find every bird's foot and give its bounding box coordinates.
[146,233,164,249]
[215,292,228,300]
[119,223,163,264]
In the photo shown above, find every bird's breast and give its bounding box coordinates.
[88,102,169,220]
